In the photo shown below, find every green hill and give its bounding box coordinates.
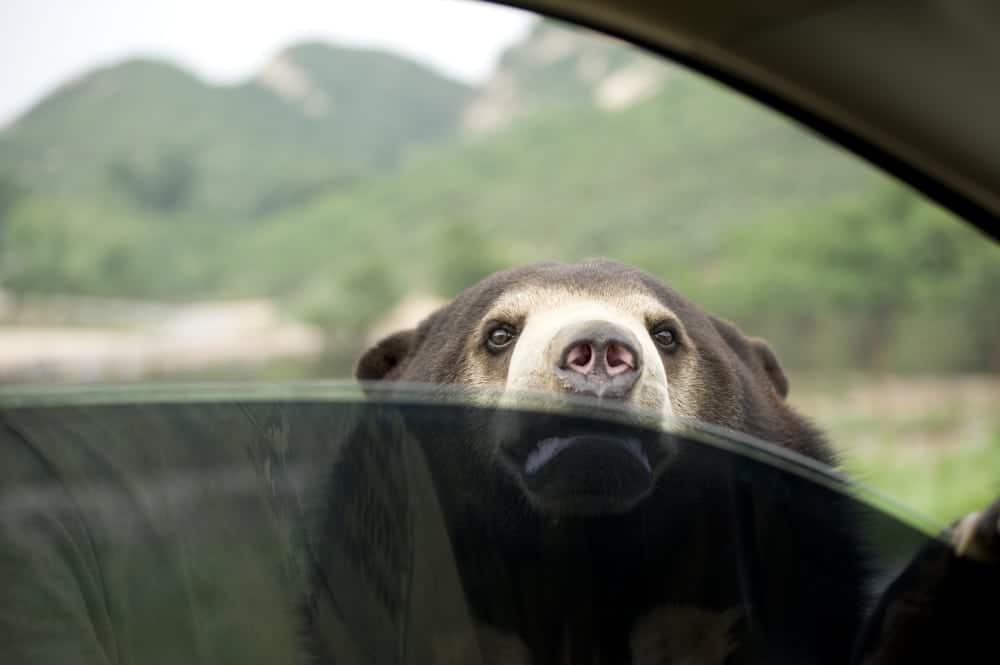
[1,20,996,374]
[216,53,879,318]
[0,45,472,218]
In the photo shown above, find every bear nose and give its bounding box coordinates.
[564,341,636,377]
[555,322,642,400]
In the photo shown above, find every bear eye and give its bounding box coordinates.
[486,325,517,351]
[651,327,678,351]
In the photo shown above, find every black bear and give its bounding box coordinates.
[305,260,998,665]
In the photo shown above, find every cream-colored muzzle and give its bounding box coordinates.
[502,297,674,419]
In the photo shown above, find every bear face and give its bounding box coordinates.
[358,260,829,465]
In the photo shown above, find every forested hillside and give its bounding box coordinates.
[1,20,996,375]
[0,44,471,218]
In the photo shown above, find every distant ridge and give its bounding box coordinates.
[0,43,473,218]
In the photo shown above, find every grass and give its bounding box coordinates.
[790,373,1000,526]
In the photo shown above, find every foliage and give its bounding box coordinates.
[0,174,23,220]
[711,190,1000,371]
[0,22,996,377]
[432,219,511,297]
[108,147,197,212]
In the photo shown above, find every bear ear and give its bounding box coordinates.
[709,315,790,400]
[747,336,790,400]
[356,329,418,382]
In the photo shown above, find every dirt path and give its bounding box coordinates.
[0,299,322,381]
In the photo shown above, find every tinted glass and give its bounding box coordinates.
[1,4,996,526]
[1,3,998,662]
[1,388,942,664]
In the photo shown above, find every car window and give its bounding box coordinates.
[2,3,998,663]
[0,387,944,664]
[1,2,995,525]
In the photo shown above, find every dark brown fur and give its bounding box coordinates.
[358,259,832,462]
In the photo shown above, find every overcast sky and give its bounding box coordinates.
[0,0,534,127]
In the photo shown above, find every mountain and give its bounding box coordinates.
[226,20,880,298]
[463,20,668,132]
[210,21,996,374]
[0,44,472,218]
[2,20,995,375]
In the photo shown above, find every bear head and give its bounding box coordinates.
[357,260,829,515]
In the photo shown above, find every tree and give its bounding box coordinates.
[433,219,508,297]
[108,147,196,212]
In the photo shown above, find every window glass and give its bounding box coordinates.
[0,1,996,522]
[0,393,944,664]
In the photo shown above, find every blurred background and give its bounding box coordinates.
[1,0,997,524]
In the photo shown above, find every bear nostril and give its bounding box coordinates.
[565,343,594,374]
[555,326,641,399]
[605,343,636,376]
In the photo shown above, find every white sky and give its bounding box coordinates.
[0,0,535,127]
